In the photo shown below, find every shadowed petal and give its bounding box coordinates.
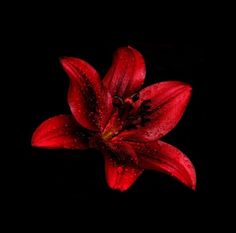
[104,155,143,192]
[108,140,139,164]
[32,115,88,149]
[60,57,112,131]
[103,46,146,98]
[116,81,192,142]
[129,140,196,190]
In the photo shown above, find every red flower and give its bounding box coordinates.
[32,46,196,191]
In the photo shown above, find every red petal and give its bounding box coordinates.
[32,115,88,149]
[117,81,192,142]
[108,140,139,164]
[60,57,112,131]
[103,46,146,98]
[129,140,196,190]
[104,155,143,192]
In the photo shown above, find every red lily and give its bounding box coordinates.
[32,46,196,191]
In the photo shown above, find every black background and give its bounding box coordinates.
[6,6,222,225]
[13,29,208,191]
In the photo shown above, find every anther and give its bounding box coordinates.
[131,92,140,102]
[140,99,151,113]
[112,95,124,107]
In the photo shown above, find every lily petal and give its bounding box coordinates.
[108,140,139,164]
[32,115,88,149]
[60,57,112,131]
[129,140,196,190]
[104,155,143,192]
[117,81,192,142]
[103,46,146,98]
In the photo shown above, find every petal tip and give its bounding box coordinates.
[173,81,192,92]
[59,56,78,68]
[31,134,40,147]
[31,139,36,147]
[189,182,196,191]
[110,186,128,192]
[191,177,197,191]
[187,168,197,191]
[31,130,43,148]
[59,56,69,61]
[192,185,196,191]
[186,175,196,191]
[180,82,192,100]
[127,45,135,50]
[59,56,70,66]
[183,82,192,93]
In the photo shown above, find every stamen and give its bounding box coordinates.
[110,95,153,136]
[139,99,151,114]
[112,95,124,107]
[131,92,140,102]
[125,99,152,128]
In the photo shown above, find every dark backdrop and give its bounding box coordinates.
[6,9,218,221]
[14,35,208,188]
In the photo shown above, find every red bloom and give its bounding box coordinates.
[32,46,196,191]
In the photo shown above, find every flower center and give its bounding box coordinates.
[102,93,152,140]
